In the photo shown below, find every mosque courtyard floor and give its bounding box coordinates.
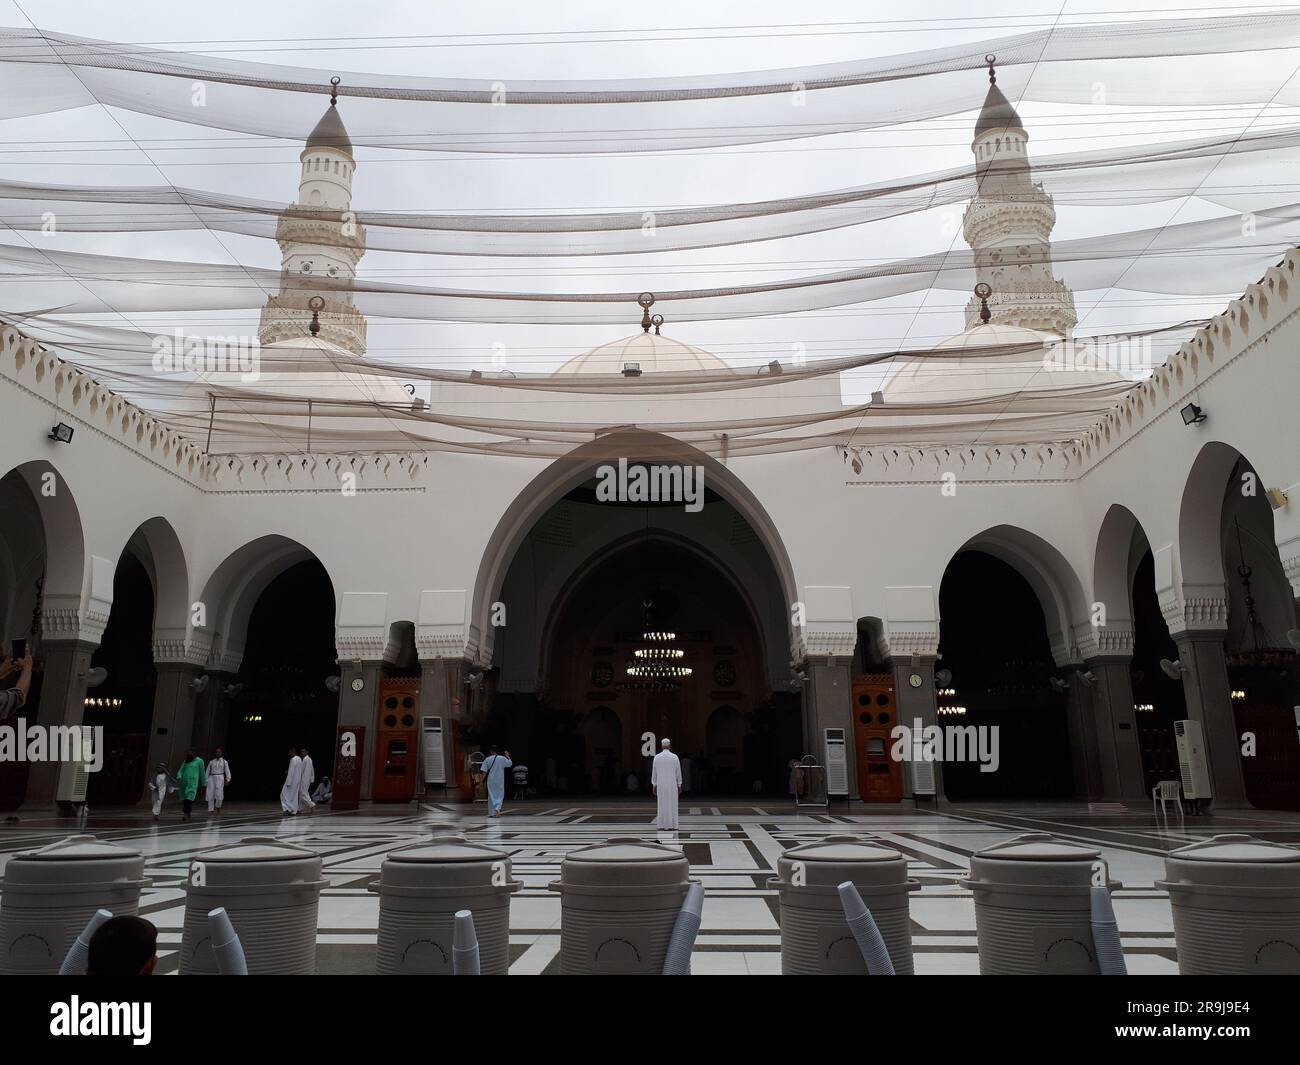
[3,797,1299,975]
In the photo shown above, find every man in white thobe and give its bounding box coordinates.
[206,748,231,814]
[280,747,303,815]
[652,738,682,830]
[298,747,317,812]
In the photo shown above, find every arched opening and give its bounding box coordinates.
[937,549,1075,800]
[1180,442,1300,807]
[473,455,798,799]
[218,557,338,799]
[0,462,85,809]
[84,552,155,804]
[1092,504,1188,793]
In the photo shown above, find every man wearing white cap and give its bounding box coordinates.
[651,737,682,830]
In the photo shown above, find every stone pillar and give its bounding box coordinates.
[890,655,943,800]
[145,662,205,775]
[1172,630,1247,804]
[803,656,856,797]
[1061,671,1101,800]
[335,660,382,800]
[1085,657,1147,800]
[417,657,465,795]
[21,640,97,809]
[190,669,235,755]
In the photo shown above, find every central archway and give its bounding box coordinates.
[472,447,801,799]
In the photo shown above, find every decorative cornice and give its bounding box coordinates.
[335,633,387,662]
[1160,588,1229,636]
[838,442,1080,483]
[797,623,858,659]
[153,631,212,667]
[880,627,941,659]
[1077,621,1135,661]
[40,603,109,647]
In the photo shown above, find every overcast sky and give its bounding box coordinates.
[1,0,1297,406]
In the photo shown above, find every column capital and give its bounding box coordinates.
[880,628,941,660]
[40,598,108,649]
[1159,583,1229,636]
[1076,621,1134,661]
[152,631,212,668]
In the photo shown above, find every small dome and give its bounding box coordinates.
[555,332,733,375]
[306,103,353,157]
[883,322,1127,407]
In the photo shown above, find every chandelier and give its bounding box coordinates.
[622,598,693,689]
[1224,517,1298,672]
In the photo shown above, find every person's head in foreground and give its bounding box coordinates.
[87,915,158,976]
[661,738,671,749]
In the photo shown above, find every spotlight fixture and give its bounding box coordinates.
[935,668,953,688]
[1266,488,1290,510]
[1077,669,1096,687]
[1180,402,1206,425]
[223,682,244,699]
[325,675,342,693]
[188,674,210,694]
[1049,676,1069,693]
[48,422,74,443]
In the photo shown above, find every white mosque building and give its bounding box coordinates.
[1,73,1298,813]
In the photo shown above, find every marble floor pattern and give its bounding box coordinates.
[4,798,1300,974]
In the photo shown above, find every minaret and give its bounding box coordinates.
[258,79,368,354]
[962,57,1077,336]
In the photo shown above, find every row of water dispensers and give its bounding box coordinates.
[2,830,1298,975]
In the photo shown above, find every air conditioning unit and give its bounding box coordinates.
[824,728,848,796]
[421,716,446,785]
[56,756,92,804]
[1174,719,1213,800]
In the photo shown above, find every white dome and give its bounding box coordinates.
[555,332,733,375]
[883,322,1128,406]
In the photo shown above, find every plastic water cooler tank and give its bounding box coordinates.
[550,837,693,975]
[772,834,919,974]
[1157,833,1300,974]
[960,832,1120,974]
[180,836,324,974]
[373,834,521,974]
[0,834,147,974]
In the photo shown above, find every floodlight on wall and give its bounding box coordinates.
[48,422,74,443]
[935,668,953,688]
[1180,402,1207,425]
[324,675,341,693]
[1078,669,1096,686]
[79,666,107,688]
[1049,676,1069,693]
[1160,658,1188,679]
[1266,488,1290,510]
[188,674,210,694]
[223,682,243,699]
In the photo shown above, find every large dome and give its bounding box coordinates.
[882,322,1128,407]
[555,332,733,375]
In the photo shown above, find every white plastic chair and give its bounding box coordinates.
[1152,779,1184,824]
